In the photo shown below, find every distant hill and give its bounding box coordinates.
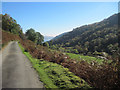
[52,32,67,41]
[44,36,54,42]
[51,13,118,55]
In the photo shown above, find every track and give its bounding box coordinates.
[2,41,44,88]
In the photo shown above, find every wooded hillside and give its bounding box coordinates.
[51,13,118,55]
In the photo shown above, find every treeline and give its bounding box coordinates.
[51,13,119,56]
[1,13,44,45]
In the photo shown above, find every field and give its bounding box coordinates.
[19,43,90,89]
[66,53,112,65]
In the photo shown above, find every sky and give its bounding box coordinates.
[2,0,120,2]
[2,2,118,37]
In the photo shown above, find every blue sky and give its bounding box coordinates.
[2,2,118,36]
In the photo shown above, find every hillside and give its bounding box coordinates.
[51,13,118,55]
[52,32,67,41]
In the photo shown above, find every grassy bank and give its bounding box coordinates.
[66,53,112,65]
[18,43,91,89]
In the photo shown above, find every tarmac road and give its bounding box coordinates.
[2,41,44,88]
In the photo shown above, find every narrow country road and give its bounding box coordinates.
[2,41,44,88]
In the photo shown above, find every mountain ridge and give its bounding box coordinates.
[52,32,68,41]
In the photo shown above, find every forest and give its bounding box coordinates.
[50,13,119,58]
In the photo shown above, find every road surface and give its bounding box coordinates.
[2,41,44,88]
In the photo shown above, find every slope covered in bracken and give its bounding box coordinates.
[2,30,120,88]
[2,30,21,47]
[13,31,119,89]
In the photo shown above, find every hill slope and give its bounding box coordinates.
[51,13,118,55]
[52,32,67,41]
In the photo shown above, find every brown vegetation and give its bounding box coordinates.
[2,30,21,46]
[2,30,120,89]
[20,36,120,89]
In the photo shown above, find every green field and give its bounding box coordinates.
[19,43,90,89]
[66,53,112,65]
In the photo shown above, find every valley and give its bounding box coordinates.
[1,3,120,89]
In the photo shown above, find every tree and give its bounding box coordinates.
[2,13,22,35]
[25,28,44,45]
[36,32,44,45]
[25,28,36,42]
[49,40,53,46]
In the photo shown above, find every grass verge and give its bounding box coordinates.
[18,43,91,89]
